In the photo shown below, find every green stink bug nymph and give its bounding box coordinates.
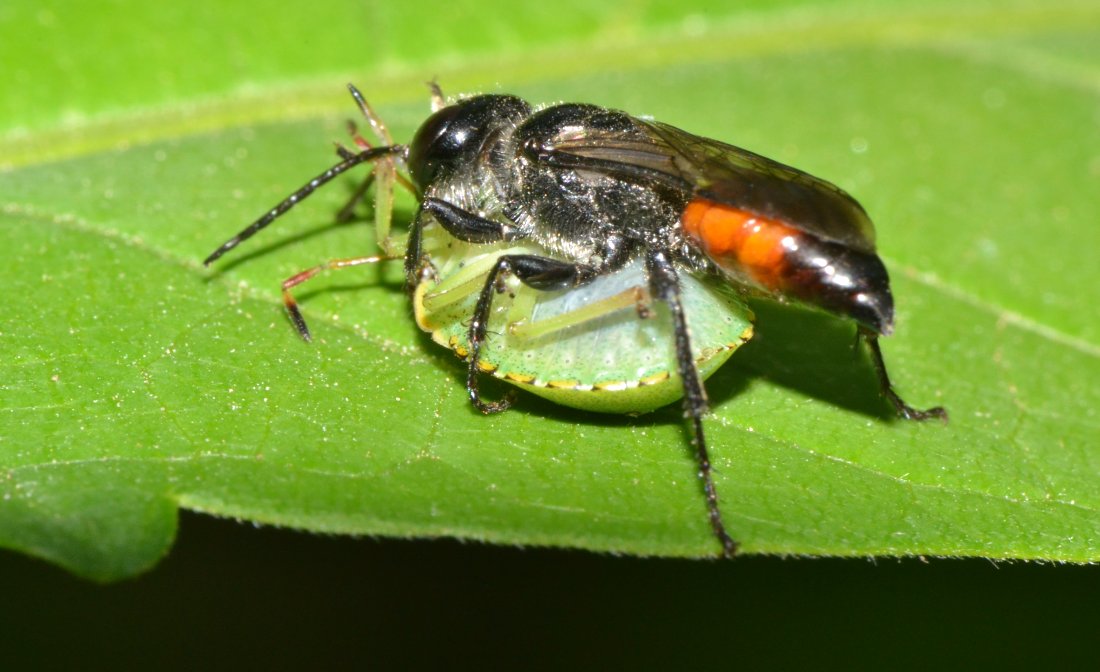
[413,225,755,414]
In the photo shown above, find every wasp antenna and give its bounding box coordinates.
[346,83,393,145]
[203,145,404,266]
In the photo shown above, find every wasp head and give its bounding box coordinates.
[407,94,531,194]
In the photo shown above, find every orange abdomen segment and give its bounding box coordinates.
[681,197,800,290]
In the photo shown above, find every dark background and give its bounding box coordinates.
[1,511,1094,669]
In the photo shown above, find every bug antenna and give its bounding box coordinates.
[203,145,404,266]
[428,79,446,112]
[346,84,393,145]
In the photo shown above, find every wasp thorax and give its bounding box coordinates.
[406,94,531,193]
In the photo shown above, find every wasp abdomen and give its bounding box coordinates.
[681,198,799,290]
[681,197,895,334]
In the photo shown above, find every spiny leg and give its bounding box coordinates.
[860,328,948,422]
[332,85,418,255]
[418,247,652,344]
[335,123,417,224]
[403,208,428,294]
[347,83,394,145]
[646,249,738,559]
[507,286,653,340]
[334,164,377,224]
[338,106,400,255]
[282,255,398,341]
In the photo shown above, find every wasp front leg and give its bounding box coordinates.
[405,197,519,292]
[468,254,598,414]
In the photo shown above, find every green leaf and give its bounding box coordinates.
[2,0,1098,580]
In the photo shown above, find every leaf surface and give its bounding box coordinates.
[2,0,1098,579]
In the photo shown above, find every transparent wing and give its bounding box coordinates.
[545,119,877,253]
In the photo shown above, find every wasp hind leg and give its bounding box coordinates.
[645,249,738,559]
[860,328,948,422]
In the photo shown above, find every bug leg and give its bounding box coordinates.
[645,249,738,559]
[507,285,653,340]
[334,167,377,223]
[860,328,948,422]
[281,255,398,341]
[345,84,419,198]
[335,125,416,229]
[335,85,412,253]
[468,254,596,414]
[333,130,376,224]
[347,83,394,146]
[404,207,429,293]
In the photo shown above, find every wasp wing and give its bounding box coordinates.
[543,119,877,253]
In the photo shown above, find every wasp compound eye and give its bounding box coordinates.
[407,104,463,191]
[407,95,531,193]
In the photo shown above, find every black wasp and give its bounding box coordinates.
[205,83,947,558]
